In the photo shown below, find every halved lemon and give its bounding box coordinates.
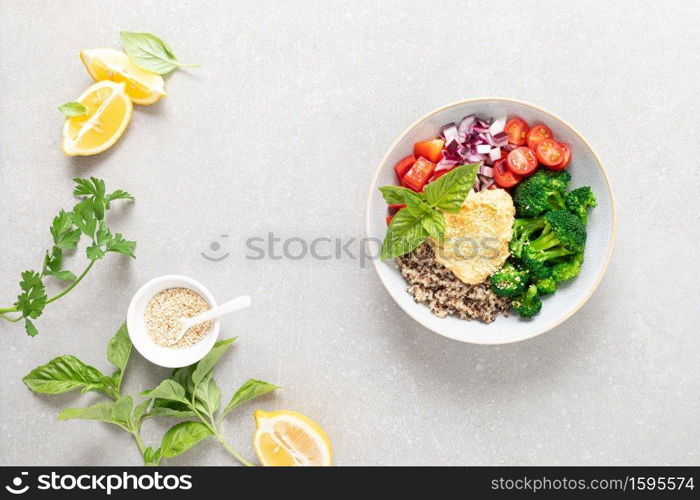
[80,48,166,105]
[61,81,133,156]
[254,410,332,466]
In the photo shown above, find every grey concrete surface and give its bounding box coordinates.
[0,0,698,466]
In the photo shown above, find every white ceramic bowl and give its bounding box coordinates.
[366,98,616,344]
[127,275,220,367]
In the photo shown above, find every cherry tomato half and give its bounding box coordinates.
[504,118,529,146]
[394,155,416,181]
[546,142,571,171]
[535,139,565,167]
[493,158,522,188]
[506,147,538,176]
[526,124,553,150]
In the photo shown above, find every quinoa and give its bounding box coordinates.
[396,243,511,323]
[145,287,213,348]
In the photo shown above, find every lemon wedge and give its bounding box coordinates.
[254,410,332,466]
[61,80,133,156]
[80,48,166,105]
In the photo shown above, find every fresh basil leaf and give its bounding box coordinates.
[191,337,237,387]
[193,372,220,416]
[402,190,433,218]
[423,163,479,212]
[58,402,118,424]
[132,399,152,423]
[147,406,195,419]
[143,447,162,466]
[58,102,87,117]
[221,379,279,419]
[23,355,111,395]
[107,322,132,387]
[111,395,134,428]
[141,379,188,404]
[420,210,446,240]
[379,185,424,205]
[159,422,213,458]
[120,31,197,75]
[380,209,429,260]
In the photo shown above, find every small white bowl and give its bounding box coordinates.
[366,97,616,344]
[127,275,220,368]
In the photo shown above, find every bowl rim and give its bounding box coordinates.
[365,97,617,344]
[126,274,221,367]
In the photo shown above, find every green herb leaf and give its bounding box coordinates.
[147,406,196,419]
[379,185,425,205]
[120,31,197,75]
[191,337,237,386]
[72,200,97,238]
[106,189,135,205]
[24,319,39,337]
[14,271,47,332]
[58,102,87,117]
[380,209,428,260]
[50,210,81,250]
[73,177,106,199]
[193,372,220,416]
[50,270,77,282]
[420,210,446,240]
[58,402,117,423]
[423,163,479,213]
[86,243,105,261]
[111,395,135,428]
[141,379,189,404]
[23,355,112,395]
[143,447,162,466]
[132,399,152,423]
[159,422,213,458]
[107,322,131,388]
[221,379,279,419]
[105,233,136,258]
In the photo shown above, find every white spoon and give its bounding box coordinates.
[167,295,251,346]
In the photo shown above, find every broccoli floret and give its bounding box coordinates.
[490,263,529,298]
[565,186,597,224]
[535,276,557,295]
[518,210,586,278]
[512,284,542,318]
[509,217,545,258]
[530,210,587,253]
[513,169,571,217]
[551,252,585,283]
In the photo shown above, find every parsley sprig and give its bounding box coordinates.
[0,178,136,336]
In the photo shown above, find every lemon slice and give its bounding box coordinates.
[80,48,166,105]
[254,410,332,466]
[61,81,133,156]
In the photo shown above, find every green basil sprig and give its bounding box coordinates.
[23,323,278,466]
[120,31,199,74]
[379,163,478,260]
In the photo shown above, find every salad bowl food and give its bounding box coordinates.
[366,98,615,344]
